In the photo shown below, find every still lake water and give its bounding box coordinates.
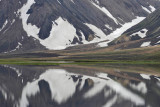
[0,65,160,107]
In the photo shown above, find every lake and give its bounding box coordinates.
[0,65,160,107]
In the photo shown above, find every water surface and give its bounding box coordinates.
[0,65,160,107]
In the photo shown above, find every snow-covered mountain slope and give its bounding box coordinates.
[109,9,160,49]
[0,0,160,53]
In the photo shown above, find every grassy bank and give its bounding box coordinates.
[0,45,160,66]
[0,58,160,66]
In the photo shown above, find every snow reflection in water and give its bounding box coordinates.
[0,65,160,107]
[19,69,145,107]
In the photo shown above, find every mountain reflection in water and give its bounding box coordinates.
[0,65,160,107]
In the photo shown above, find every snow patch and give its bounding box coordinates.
[97,41,108,47]
[105,24,113,30]
[80,30,88,43]
[97,17,145,47]
[105,17,145,42]
[11,19,15,25]
[149,5,156,12]
[141,6,151,13]
[131,29,148,38]
[0,20,8,32]
[41,17,79,50]
[18,0,40,39]
[94,0,100,4]
[18,1,78,50]
[57,0,61,4]
[141,41,151,47]
[85,23,107,42]
[156,41,160,44]
[155,77,160,81]
[7,42,22,53]
[70,0,75,4]
[157,36,160,38]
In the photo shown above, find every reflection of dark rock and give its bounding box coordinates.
[71,75,79,82]
[38,80,52,101]
[84,78,94,88]
[0,92,11,107]
[71,75,83,83]
[28,80,54,107]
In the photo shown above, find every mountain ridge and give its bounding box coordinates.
[0,0,160,53]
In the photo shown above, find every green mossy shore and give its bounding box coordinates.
[0,58,160,66]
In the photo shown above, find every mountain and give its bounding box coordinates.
[0,0,160,53]
[109,8,160,49]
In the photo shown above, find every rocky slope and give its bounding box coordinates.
[109,8,160,49]
[0,0,160,53]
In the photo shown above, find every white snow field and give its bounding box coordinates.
[18,0,79,50]
[130,29,148,38]
[142,6,151,13]
[141,41,151,47]
[97,17,145,47]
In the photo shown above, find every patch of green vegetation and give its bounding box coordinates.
[0,58,160,66]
